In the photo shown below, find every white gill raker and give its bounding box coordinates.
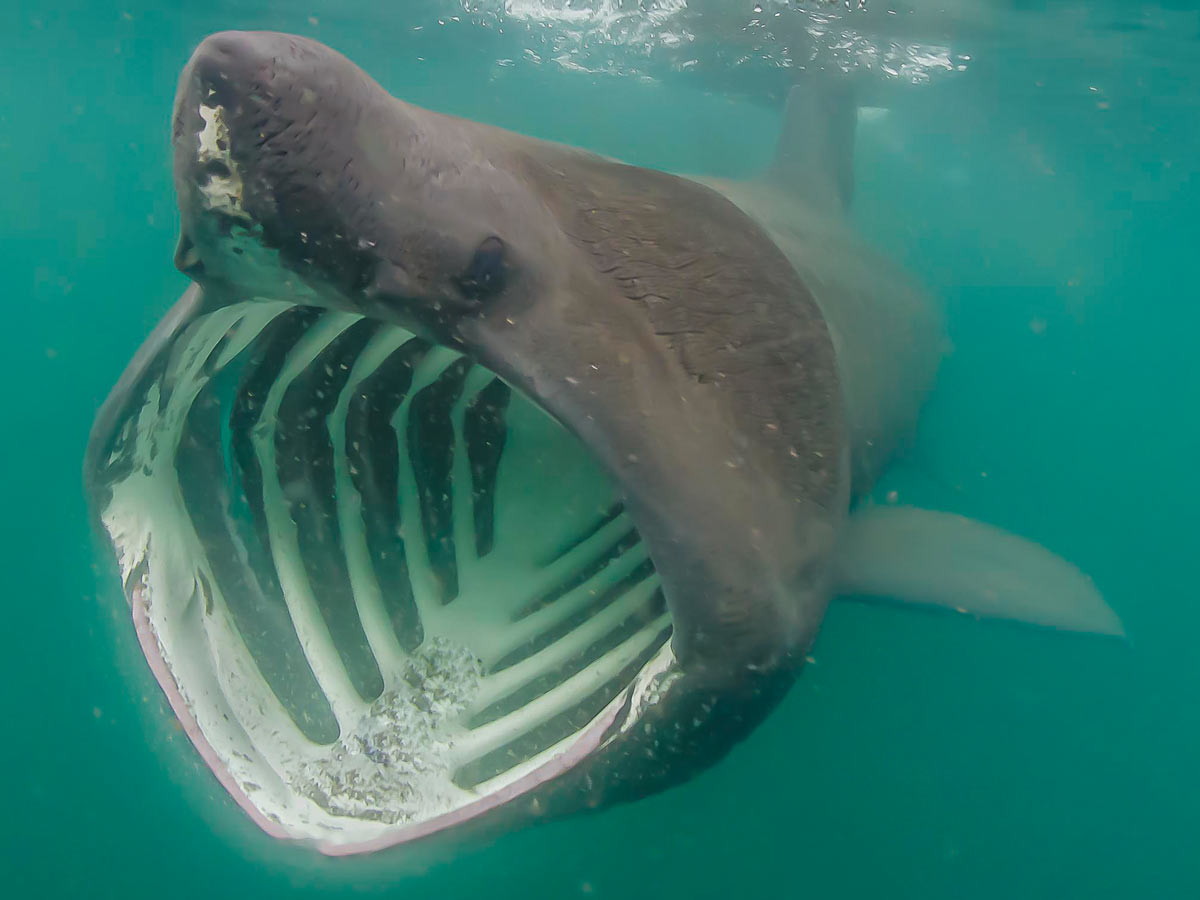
[328,325,424,682]
[465,713,603,798]
[431,508,638,642]
[466,569,663,714]
[469,713,625,799]
[170,302,353,749]
[194,563,327,791]
[114,367,307,807]
[501,512,637,616]
[172,372,333,776]
[160,303,253,428]
[469,640,675,796]
[160,308,234,387]
[250,310,370,730]
[386,344,469,637]
[470,537,654,667]
[465,669,650,796]
[213,300,297,370]
[450,365,501,580]
[448,609,672,767]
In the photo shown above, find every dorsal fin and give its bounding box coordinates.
[764,78,857,212]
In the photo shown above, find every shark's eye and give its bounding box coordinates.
[457,236,506,300]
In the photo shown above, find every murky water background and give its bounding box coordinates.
[2,1,1197,896]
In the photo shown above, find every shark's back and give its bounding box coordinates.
[698,82,944,496]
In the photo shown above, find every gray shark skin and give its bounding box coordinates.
[84,32,1120,855]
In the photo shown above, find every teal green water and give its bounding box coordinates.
[3,1,1198,896]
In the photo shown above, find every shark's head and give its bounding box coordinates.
[172,31,562,345]
[88,31,848,854]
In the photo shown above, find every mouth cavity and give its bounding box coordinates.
[91,298,675,853]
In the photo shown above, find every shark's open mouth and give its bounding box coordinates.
[91,298,676,853]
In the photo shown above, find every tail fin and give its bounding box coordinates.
[764,79,857,212]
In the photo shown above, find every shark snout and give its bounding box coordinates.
[185,30,296,108]
[190,31,258,87]
[171,30,384,291]
[172,32,272,215]
[174,30,341,163]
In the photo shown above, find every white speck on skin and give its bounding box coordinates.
[196,104,251,221]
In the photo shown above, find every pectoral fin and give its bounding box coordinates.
[832,505,1124,639]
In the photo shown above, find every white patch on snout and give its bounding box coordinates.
[196,104,251,221]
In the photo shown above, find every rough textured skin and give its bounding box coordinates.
[520,151,845,515]
[702,178,944,496]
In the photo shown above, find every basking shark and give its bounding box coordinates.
[84,31,1122,855]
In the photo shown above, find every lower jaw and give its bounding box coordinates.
[91,297,677,853]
